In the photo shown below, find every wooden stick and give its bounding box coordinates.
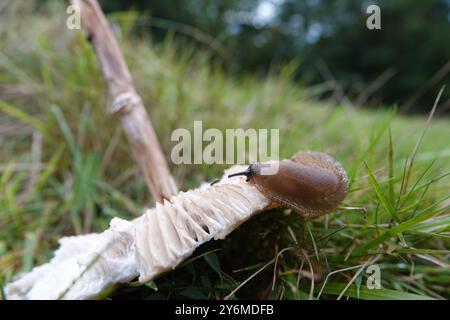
[72,0,177,202]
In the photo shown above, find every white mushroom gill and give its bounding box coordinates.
[5,166,271,300]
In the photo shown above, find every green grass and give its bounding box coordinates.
[0,1,449,300]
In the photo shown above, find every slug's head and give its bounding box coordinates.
[227,162,278,182]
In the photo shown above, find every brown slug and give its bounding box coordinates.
[228,151,349,218]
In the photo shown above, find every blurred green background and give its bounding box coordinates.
[91,0,450,114]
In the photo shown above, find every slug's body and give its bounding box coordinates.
[228,151,348,218]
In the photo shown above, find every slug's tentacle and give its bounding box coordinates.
[210,179,221,186]
[227,165,253,182]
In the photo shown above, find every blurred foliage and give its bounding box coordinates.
[94,0,450,113]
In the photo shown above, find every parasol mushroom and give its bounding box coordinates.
[5,151,348,300]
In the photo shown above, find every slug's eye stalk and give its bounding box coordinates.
[228,165,253,182]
